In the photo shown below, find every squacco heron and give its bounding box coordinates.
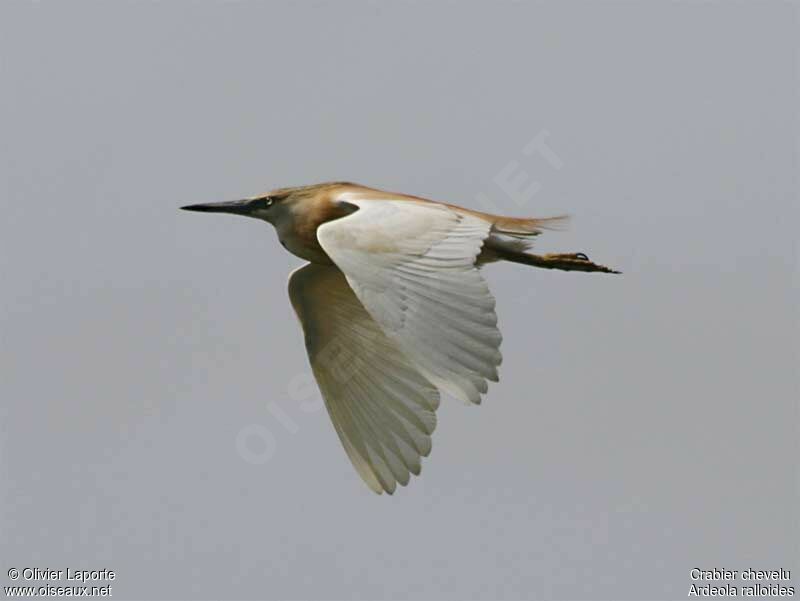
[182,182,618,494]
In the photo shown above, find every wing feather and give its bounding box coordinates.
[288,263,439,494]
[317,198,503,405]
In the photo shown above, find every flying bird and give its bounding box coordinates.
[182,182,618,494]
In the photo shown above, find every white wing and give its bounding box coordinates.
[317,197,502,405]
[288,263,440,494]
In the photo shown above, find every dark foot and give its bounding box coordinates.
[540,253,621,274]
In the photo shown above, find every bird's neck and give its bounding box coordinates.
[271,196,349,264]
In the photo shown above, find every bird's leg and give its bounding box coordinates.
[530,252,621,274]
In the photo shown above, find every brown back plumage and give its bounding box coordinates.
[278,181,568,239]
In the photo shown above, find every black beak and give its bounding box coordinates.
[180,199,255,216]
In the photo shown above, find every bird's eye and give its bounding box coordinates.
[263,197,274,207]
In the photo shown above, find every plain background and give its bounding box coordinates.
[1,2,797,599]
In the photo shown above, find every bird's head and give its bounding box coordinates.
[180,190,289,225]
[181,182,355,226]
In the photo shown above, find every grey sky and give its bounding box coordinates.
[1,1,797,600]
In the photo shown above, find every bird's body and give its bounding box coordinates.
[183,182,619,494]
[241,182,574,266]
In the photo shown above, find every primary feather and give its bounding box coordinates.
[289,263,440,494]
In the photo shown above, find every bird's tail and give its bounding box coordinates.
[490,214,570,237]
